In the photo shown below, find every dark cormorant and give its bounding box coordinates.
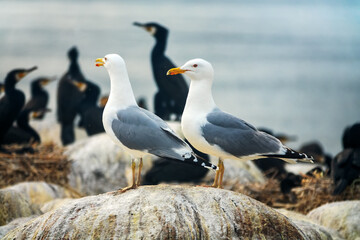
[72,79,105,136]
[299,141,332,174]
[143,140,209,185]
[0,83,4,97]
[1,125,35,145]
[137,97,148,110]
[57,46,86,145]
[0,67,37,145]
[342,123,360,149]
[99,95,108,108]
[134,22,188,120]
[23,77,54,119]
[17,108,41,143]
[332,123,360,195]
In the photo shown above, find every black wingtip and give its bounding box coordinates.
[262,147,314,164]
[181,153,218,171]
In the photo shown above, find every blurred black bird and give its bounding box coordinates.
[134,22,188,120]
[299,141,332,175]
[332,122,360,195]
[342,122,360,149]
[72,79,105,136]
[2,108,48,145]
[16,108,43,144]
[24,77,54,119]
[0,82,4,97]
[254,157,287,179]
[280,173,302,194]
[57,46,86,145]
[137,97,148,110]
[332,148,360,195]
[0,67,37,147]
[143,139,209,185]
[99,95,108,109]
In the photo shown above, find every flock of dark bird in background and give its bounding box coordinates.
[0,22,359,195]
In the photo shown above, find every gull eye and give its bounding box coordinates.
[193,64,198,68]
[104,57,107,61]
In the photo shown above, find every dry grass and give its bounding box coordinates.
[0,143,70,189]
[231,175,360,214]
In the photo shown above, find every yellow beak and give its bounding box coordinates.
[95,58,105,67]
[166,67,186,76]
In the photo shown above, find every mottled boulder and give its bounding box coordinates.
[276,208,318,224]
[4,185,308,239]
[276,209,344,240]
[40,198,75,213]
[3,181,79,208]
[307,200,360,240]
[0,216,37,238]
[292,220,344,240]
[202,158,265,188]
[66,133,132,195]
[0,189,40,226]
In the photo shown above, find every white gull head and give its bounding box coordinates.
[95,53,137,109]
[168,58,214,82]
[96,54,126,72]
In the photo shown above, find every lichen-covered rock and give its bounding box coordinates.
[276,208,318,224]
[307,200,360,240]
[66,133,178,195]
[222,159,265,184]
[292,220,344,240]
[0,216,37,238]
[202,158,265,188]
[275,209,344,240]
[0,189,40,226]
[40,198,75,213]
[4,185,308,239]
[3,181,79,208]
[65,133,131,195]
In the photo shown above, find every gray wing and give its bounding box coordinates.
[111,106,189,160]
[202,108,282,157]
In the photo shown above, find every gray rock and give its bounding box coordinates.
[292,220,344,240]
[0,189,40,226]
[276,208,318,224]
[307,200,360,240]
[3,181,79,208]
[40,198,75,213]
[0,216,37,238]
[4,185,309,239]
[276,209,344,240]
[202,157,266,188]
[65,133,131,195]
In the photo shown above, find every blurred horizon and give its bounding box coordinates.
[1,0,359,156]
